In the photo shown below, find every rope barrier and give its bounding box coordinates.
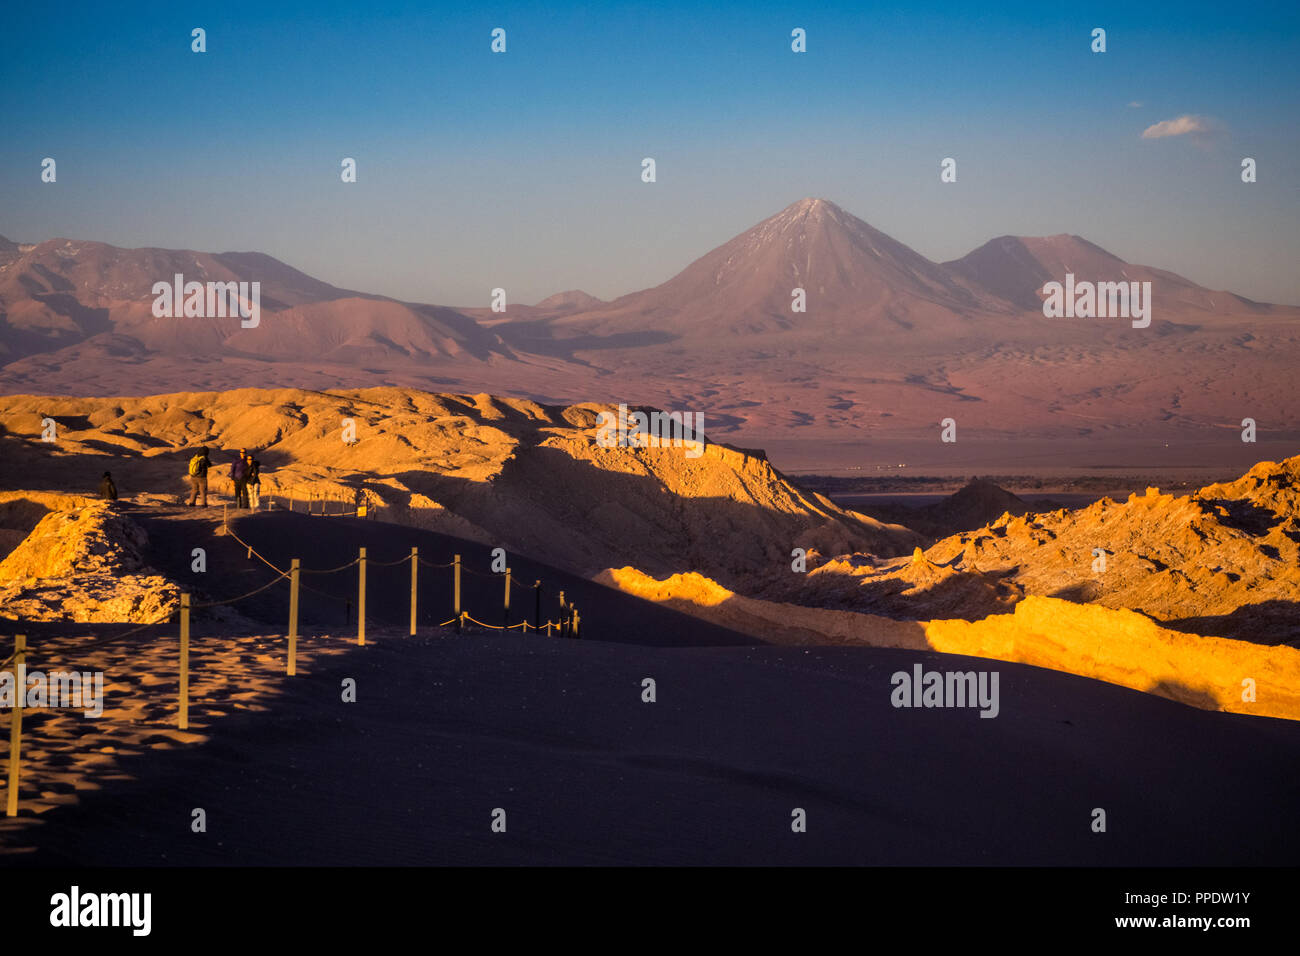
[191,571,291,609]
[225,523,356,577]
[462,613,508,630]
[1,510,587,814]
[460,615,561,632]
[3,515,581,679]
[70,620,165,650]
[224,526,288,576]
[297,580,351,603]
[299,558,362,575]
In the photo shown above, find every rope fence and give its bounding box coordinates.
[2,520,583,818]
[199,474,389,521]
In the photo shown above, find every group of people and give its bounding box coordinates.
[186,446,262,509]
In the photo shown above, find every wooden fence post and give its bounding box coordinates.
[453,554,462,633]
[533,580,541,632]
[503,567,511,629]
[409,547,418,636]
[6,635,25,817]
[572,607,580,640]
[358,547,367,646]
[179,595,190,729]
[288,559,300,675]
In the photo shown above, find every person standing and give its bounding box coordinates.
[97,471,118,500]
[245,451,262,510]
[230,448,249,509]
[187,447,211,507]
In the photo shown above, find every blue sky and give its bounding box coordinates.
[2,0,1298,305]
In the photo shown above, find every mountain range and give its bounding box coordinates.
[2,198,1296,455]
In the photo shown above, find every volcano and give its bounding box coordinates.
[541,198,1009,342]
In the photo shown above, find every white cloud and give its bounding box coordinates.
[1128,101,1143,108]
[1141,114,1214,139]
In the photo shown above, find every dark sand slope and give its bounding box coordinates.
[126,506,761,648]
[2,509,1297,865]
[3,634,1298,866]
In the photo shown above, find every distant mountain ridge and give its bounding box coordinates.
[1,207,1294,446]
[498,198,1283,352]
[1,206,1283,371]
[0,236,510,370]
[943,234,1275,314]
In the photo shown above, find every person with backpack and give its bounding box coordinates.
[244,451,262,510]
[187,448,211,506]
[230,448,250,509]
[97,471,117,500]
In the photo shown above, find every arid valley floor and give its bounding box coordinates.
[0,387,1297,864]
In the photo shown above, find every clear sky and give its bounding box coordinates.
[2,0,1298,306]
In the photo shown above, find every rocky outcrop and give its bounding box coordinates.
[0,388,918,588]
[781,459,1300,645]
[0,493,178,622]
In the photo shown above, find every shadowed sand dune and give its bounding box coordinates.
[2,630,1297,866]
[2,484,1298,865]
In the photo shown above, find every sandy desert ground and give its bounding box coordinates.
[1,510,1296,866]
[0,384,1297,864]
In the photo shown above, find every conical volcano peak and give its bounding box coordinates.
[749,197,878,250]
[548,197,999,337]
[771,197,850,228]
[788,197,841,214]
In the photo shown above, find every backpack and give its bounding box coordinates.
[188,454,205,476]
